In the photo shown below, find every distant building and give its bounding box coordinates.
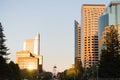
[16,33,43,72]
[16,50,38,69]
[74,20,81,66]
[99,1,120,56]
[23,33,40,55]
[70,64,75,69]
[81,4,105,68]
[23,39,34,53]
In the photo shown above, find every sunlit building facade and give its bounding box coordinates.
[16,51,39,69]
[74,20,81,65]
[81,4,105,68]
[99,1,120,56]
[16,33,43,72]
[23,39,34,54]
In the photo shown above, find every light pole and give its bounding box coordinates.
[53,66,57,79]
[96,65,98,80]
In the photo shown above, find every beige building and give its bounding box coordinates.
[24,39,34,53]
[16,51,38,69]
[70,64,75,69]
[16,33,43,71]
[81,4,105,68]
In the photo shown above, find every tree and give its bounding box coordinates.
[99,25,120,78]
[84,65,98,79]
[9,61,21,80]
[0,22,9,59]
[57,72,66,80]
[39,71,52,80]
[75,59,83,80]
[66,68,76,80]
[21,69,38,80]
[0,22,10,79]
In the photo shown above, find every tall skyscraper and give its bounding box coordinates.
[74,20,81,65]
[24,33,40,55]
[99,1,120,55]
[16,33,43,72]
[34,33,40,55]
[81,4,105,68]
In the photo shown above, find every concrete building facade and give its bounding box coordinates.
[16,33,43,72]
[81,4,105,68]
[16,51,39,69]
[23,39,34,54]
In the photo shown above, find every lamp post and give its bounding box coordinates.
[53,66,57,79]
[96,65,99,80]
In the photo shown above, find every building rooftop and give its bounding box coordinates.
[109,0,120,7]
[82,4,105,6]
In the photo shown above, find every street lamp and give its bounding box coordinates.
[53,66,57,78]
[96,65,99,80]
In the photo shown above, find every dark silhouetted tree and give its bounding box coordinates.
[99,25,120,78]
[0,22,11,79]
[0,23,9,59]
[39,71,52,80]
[21,69,38,80]
[9,61,21,80]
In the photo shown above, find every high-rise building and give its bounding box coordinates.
[34,33,40,55]
[16,33,43,72]
[99,1,120,55]
[74,20,81,65]
[81,4,105,68]
[23,33,40,55]
[23,39,34,53]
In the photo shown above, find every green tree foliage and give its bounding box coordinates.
[58,60,83,80]
[21,69,38,80]
[66,68,76,80]
[39,71,52,80]
[84,65,98,79]
[57,68,76,80]
[75,59,83,80]
[99,25,120,78]
[57,72,66,80]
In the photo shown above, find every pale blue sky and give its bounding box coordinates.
[0,0,110,72]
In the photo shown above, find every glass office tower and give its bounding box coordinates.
[99,0,120,38]
[74,20,81,66]
[99,1,120,56]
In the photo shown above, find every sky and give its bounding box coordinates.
[0,0,110,72]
